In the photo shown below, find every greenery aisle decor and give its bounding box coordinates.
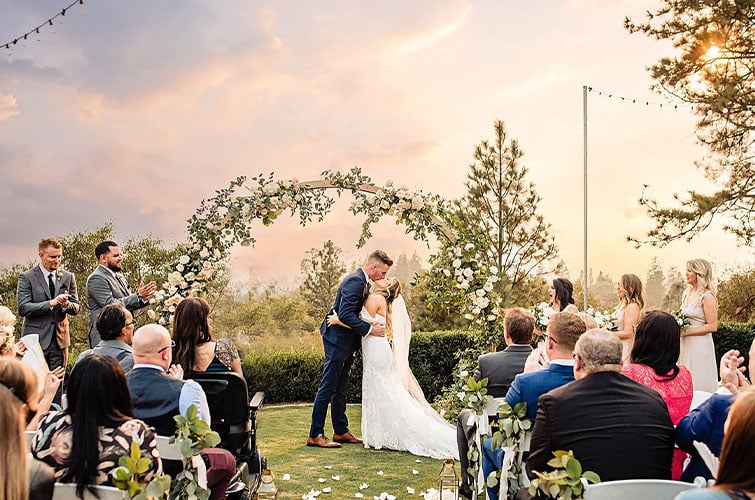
[528,450,600,500]
[487,402,531,499]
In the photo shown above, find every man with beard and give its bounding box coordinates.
[86,241,156,347]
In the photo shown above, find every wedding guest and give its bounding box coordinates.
[456,307,534,498]
[86,240,156,347]
[32,354,161,497]
[172,297,242,376]
[622,311,693,479]
[76,303,136,373]
[518,330,674,500]
[674,386,755,500]
[0,305,18,356]
[481,312,586,500]
[127,324,235,500]
[0,358,55,500]
[676,339,754,483]
[17,237,80,375]
[549,278,579,313]
[614,273,644,362]
[679,259,719,392]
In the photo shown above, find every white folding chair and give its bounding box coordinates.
[52,483,125,500]
[583,479,696,500]
[156,435,183,461]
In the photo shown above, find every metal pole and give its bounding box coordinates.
[582,85,588,311]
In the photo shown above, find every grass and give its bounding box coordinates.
[256,404,451,499]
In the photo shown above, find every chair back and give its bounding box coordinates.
[52,483,125,500]
[583,479,696,499]
[187,371,251,452]
[156,435,183,461]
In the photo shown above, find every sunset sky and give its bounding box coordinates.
[1,0,752,293]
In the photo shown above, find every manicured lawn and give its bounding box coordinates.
[256,404,452,499]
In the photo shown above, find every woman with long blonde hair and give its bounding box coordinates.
[679,258,719,393]
[0,358,54,500]
[614,274,644,362]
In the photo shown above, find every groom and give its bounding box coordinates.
[307,249,393,448]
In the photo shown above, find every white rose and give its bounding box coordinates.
[380,200,389,209]
[463,268,474,278]
[176,264,184,272]
[484,282,494,291]
[464,313,474,320]
[167,272,183,287]
[199,248,210,259]
[179,255,190,265]
[464,243,475,250]
[476,289,486,297]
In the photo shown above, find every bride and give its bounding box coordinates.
[330,277,458,460]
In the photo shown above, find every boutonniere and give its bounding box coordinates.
[56,270,64,280]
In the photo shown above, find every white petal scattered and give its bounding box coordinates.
[331,475,340,481]
[359,483,369,490]
[376,470,384,476]
[282,473,291,481]
[415,459,422,463]
[355,494,364,498]
[412,469,419,475]
[318,477,327,483]
[407,487,415,494]
[324,465,333,470]
[322,487,332,493]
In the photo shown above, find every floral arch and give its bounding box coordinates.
[150,167,501,333]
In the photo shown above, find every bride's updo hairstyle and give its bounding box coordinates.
[373,278,402,336]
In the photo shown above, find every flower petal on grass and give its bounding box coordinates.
[325,465,333,470]
[407,487,415,494]
[318,478,326,483]
[415,459,422,463]
[282,473,291,481]
[376,470,384,476]
[322,487,331,493]
[332,475,340,481]
[412,469,419,475]
[359,483,369,490]
[355,494,364,498]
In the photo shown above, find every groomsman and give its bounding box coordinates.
[86,240,156,347]
[17,237,80,370]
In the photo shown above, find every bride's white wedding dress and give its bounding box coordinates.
[360,295,458,459]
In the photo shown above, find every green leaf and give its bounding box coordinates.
[583,471,601,484]
[565,458,582,479]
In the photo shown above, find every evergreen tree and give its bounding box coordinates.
[298,240,346,320]
[644,257,666,309]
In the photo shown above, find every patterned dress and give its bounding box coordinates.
[31,411,161,487]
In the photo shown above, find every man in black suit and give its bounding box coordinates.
[17,237,80,370]
[520,329,674,498]
[457,307,535,496]
[307,250,392,448]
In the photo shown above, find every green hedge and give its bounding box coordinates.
[242,323,754,404]
[242,330,477,404]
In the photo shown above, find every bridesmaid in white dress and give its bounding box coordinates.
[679,259,719,393]
[329,278,458,460]
[613,274,644,362]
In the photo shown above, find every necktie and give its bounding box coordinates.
[116,273,129,293]
[363,282,369,298]
[48,273,56,299]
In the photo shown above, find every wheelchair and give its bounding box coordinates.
[187,371,266,500]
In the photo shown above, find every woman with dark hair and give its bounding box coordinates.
[622,310,692,480]
[32,354,160,497]
[0,358,55,500]
[549,278,578,313]
[614,273,644,362]
[172,297,242,376]
[674,386,755,499]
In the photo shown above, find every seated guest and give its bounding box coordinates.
[76,303,135,373]
[622,311,693,480]
[482,312,586,500]
[0,305,19,356]
[674,386,755,499]
[127,324,235,500]
[172,297,242,376]
[676,338,754,482]
[519,330,674,499]
[457,307,535,498]
[32,355,160,497]
[0,358,55,500]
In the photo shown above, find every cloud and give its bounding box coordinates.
[0,94,20,120]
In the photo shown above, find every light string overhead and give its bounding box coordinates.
[2,0,84,51]
[586,86,697,112]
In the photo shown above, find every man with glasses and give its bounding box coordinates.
[126,324,235,500]
[519,330,674,498]
[76,303,136,373]
[86,240,157,347]
[481,312,586,500]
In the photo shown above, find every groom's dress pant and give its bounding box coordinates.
[310,339,357,437]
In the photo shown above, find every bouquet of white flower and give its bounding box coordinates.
[529,302,556,333]
[584,307,618,330]
[670,308,691,330]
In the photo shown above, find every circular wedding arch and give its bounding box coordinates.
[152,167,461,322]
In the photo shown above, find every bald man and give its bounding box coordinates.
[126,324,234,500]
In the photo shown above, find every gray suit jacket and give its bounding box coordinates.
[474,344,532,398]
[86,265,145,347]
[17,266,80,351]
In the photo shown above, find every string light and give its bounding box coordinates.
[586,86,699,112]
[2,1,83,51]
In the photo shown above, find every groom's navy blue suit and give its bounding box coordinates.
[310,268,373,438]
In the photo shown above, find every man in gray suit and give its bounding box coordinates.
[86,240,156,347]
[456,307,535,497]
[17,237,80,371]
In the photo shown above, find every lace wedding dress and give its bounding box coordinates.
[360,295,458,459]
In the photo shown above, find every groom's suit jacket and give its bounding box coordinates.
[86,265,145,347]
[17,266,80,351]
[320,268,372,352]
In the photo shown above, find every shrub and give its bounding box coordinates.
[713,322,754,370]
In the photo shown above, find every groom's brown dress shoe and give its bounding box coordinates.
[306,434,341,448]
[332,431,363,444]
